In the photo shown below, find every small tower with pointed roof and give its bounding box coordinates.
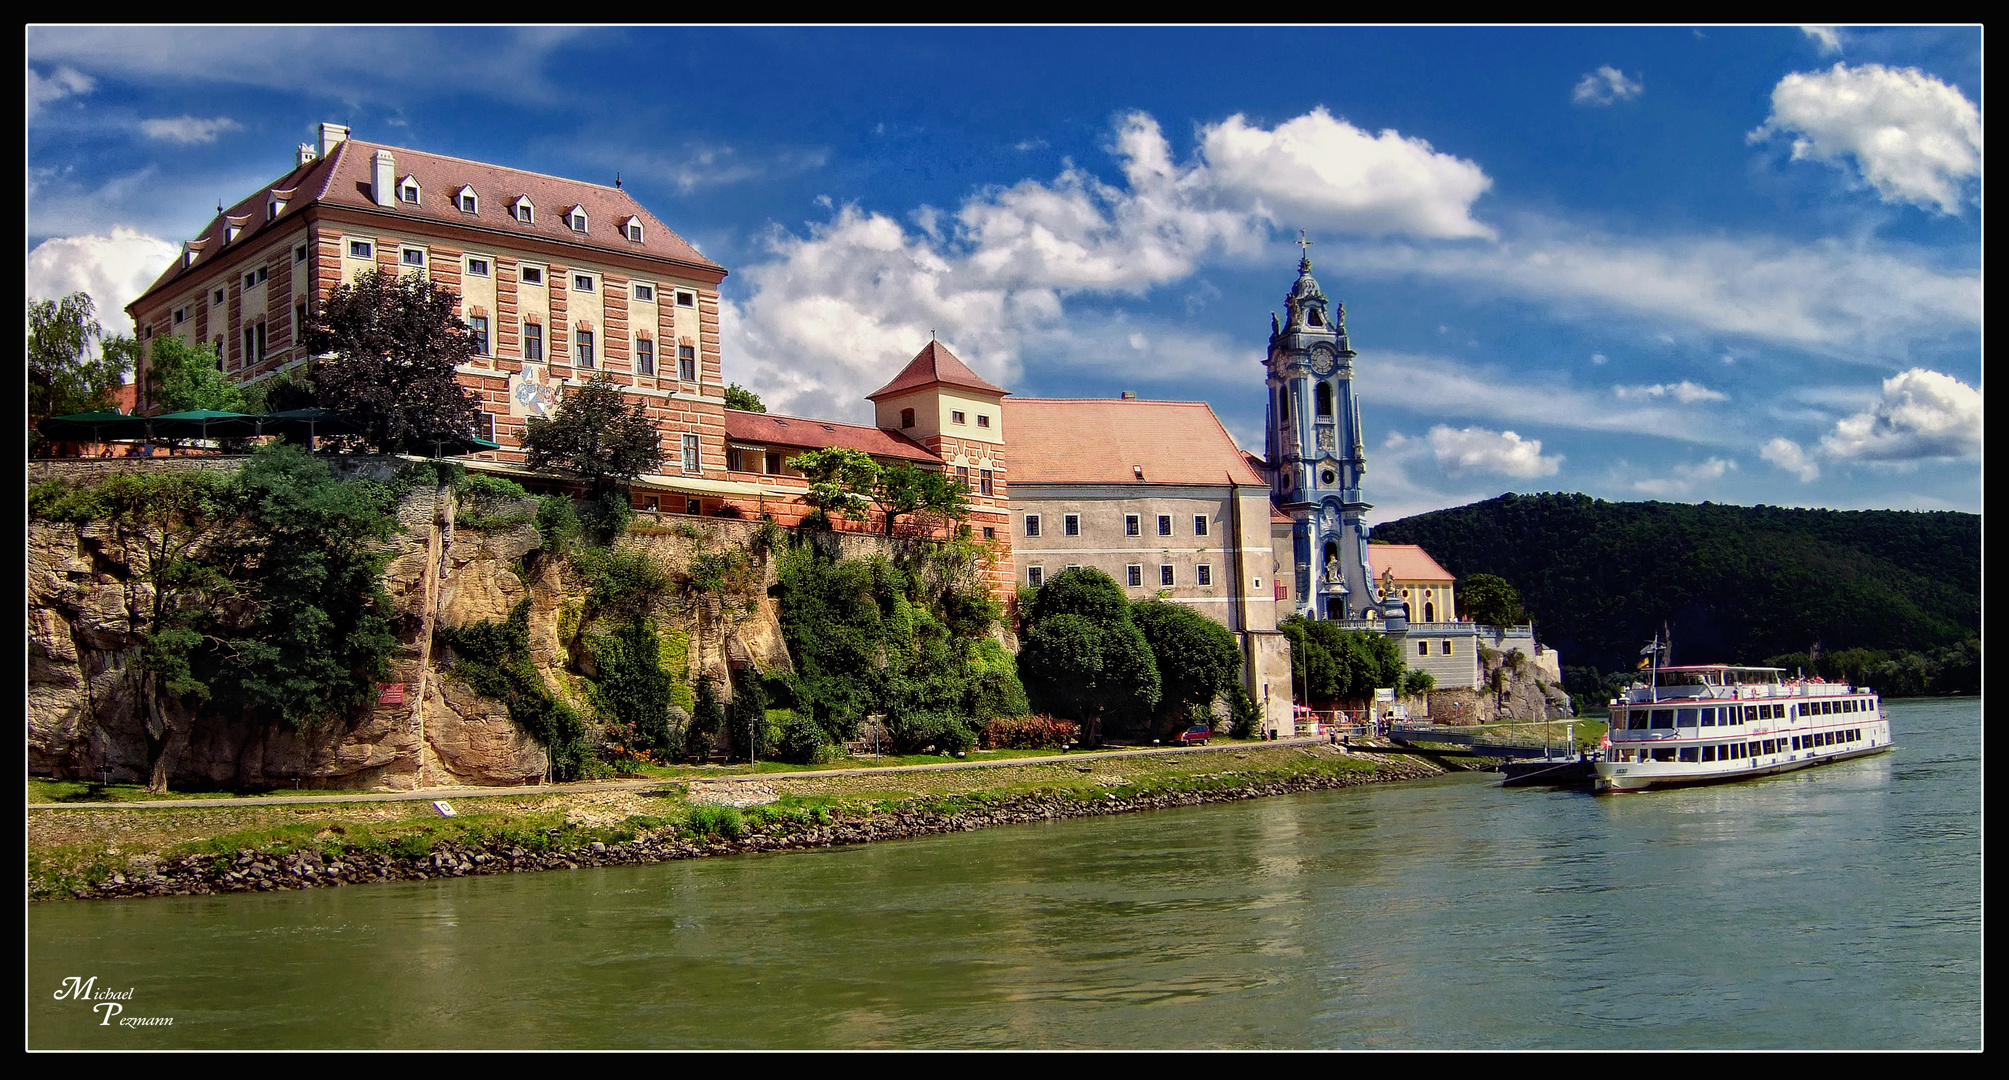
[867,340,1013,575]
[1265,241,1375,621]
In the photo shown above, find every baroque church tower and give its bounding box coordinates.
[1265,240,1378,621]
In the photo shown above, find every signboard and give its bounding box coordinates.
[1374,687,1396,702]
[377,683,407,706]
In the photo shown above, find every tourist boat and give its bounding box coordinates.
[1594,665,1892,793]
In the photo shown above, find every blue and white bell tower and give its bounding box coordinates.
[1265,238,1376,621]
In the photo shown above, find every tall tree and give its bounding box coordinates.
[723,383,766,412]
[521,373,664,495]
[874,462,969,537]
[787,447,879,524]
[303,268,481,452]
[29,293,135,447]
[1131,600,1243,730]
[1457,573,1527,627]
[1017,568,1160,745]
[146,336,247,414]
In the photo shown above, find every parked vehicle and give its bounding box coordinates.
[1172,723,1212,746]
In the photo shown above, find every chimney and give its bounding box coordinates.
[372,149,395,208]
[297,143,316,167]
[318,122,349,159]
[1120,390,1137,400]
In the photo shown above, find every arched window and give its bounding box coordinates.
[900,407,915,428]
[1424,602,1435,622]
[1316,382,1333,417]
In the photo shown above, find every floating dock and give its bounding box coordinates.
[1497,757,1598,788]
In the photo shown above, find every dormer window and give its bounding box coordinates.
[398,175,421,204]
[565,206,588,232]
[456,186,479,214]
[622,217,644,242]
[512,197,535,224]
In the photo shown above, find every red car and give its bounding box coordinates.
[1172,723,1212,746]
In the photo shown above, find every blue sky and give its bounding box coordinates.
[27,26,1981,520]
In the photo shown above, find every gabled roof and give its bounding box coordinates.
[1005,398,1267,487]
[866,341,1009,401]
[131,135,724,313]
[723,409,942,465]
[1367,543,1455,583]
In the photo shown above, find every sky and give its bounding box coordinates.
[26,25,1982,521]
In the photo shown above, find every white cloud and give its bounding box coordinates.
[1761,437,1821,482]
[1750,62,1981,214]
[1613,380,1728,403]
[1359,351,1736,446]
[26,228,181,336]
[1198,107,1496,240]
[1572,66,1644,106]
[724,108,1494,418]
[1818,368,1981,463]
[1801,26,1844,55]
[1591,352,1608,365]
[1426,425,1561,478]
[29,65,94,110]
[1632,457,1737,497]
[139,115,243,144]
[1348,225,1978,358]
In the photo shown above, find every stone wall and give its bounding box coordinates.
[1421,642,1573,725]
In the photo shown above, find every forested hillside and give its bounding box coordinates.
[1371,494,1979,681]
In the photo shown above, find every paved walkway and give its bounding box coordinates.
[28,736,1337,811]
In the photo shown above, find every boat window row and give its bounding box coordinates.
[1796,698,1871,717]
[1616,728,1864,763]
[1622,699,1870,730]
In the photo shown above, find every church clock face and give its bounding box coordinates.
[1309,348,1338,377]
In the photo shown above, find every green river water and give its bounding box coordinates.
[29,697,1979,1049]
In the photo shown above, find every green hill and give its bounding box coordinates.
[1370,493,1979,677]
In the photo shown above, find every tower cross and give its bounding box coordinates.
[1297,230,1313,255]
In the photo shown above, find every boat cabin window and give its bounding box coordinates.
[1676,708,1698,727]
[1650,709,1675,729]
[1700,707,1717,726]
[1627,710,1647,730]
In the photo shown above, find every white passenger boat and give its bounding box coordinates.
[1594,665,1893,793]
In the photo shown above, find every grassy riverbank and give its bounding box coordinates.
[30,742,1442,902]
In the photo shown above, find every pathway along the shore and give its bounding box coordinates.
[30,736,1345,811]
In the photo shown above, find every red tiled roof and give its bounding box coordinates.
[1004,398,1267,487]
[723,409,942,464]
[1271,506,1294,524]
[866,341,1009,400]
[1368,543,1455,582]
[133,135,723,310]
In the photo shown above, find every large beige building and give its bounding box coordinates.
[126,123,751,511]
[1005,396,1295,735]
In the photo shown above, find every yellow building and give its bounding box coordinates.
[1367,542,1456,625]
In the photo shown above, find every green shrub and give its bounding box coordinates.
[685,803,745,839]
[978,715,1079,750]
[774,709,842,765]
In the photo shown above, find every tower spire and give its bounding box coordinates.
[1297,229,1314,273]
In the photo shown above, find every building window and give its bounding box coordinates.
[173,307,187,325]
[243,321,266,363]
[1126,565,1143,587]
[1125,514,1140,537]
[1024,515,1041,538]
[983,526,995,539]
[632,283,653,302]
[676,290,696,307]
[457,188,479,214]
[1194,515,1209,536]
[566,207,589,232]
[765,452,784,474]
[678,344,697,381]
[523,322,543,361]
[575,330,595,369]
[1316,381,1334,417]
[1419,641,1429,656]
[623,219,645,242]
[977,414,991,428]
[980,470,994,496]
[572,274,594,293]
[1157,514,1172,536]
[1197,565,1212,586]
[636,337,654,375]
[1064,514,1080,536]
[681,433,701,475]
[951,410,966,425]
[295,301,307,342]
[1027,566,1044,586]
[244,266,268,288]
[469,316,489,356]
[900,408,916,428]
[214,288,226,305]
[513,198,534,223]
[294,243,309,264]
[520,265,544,286]
[1442,640,1453,655]
[466,257,490,277]
[1160,565,1175,586]
[479,412,495,442]
[401,247,426,269]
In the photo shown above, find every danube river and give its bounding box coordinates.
[30,697,1978,1049]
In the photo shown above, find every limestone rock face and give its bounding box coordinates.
[421,678,547,786]
[727,596,795,676]
[439,559,528,630]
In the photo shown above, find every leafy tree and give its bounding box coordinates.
[1131,600,1243,731]
[723,383,766,412]
[874,461,970,537]
[522,373,664,496]
[1458,573,1526,627]
[29,293,135,448]
[1017,568,1160,745]
[787,446,879,523]
[146,335,246,414]
[303,267,481,452]
[1281,616,1406,706]
[1402,669,1436,696]
[242,369,317,416]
